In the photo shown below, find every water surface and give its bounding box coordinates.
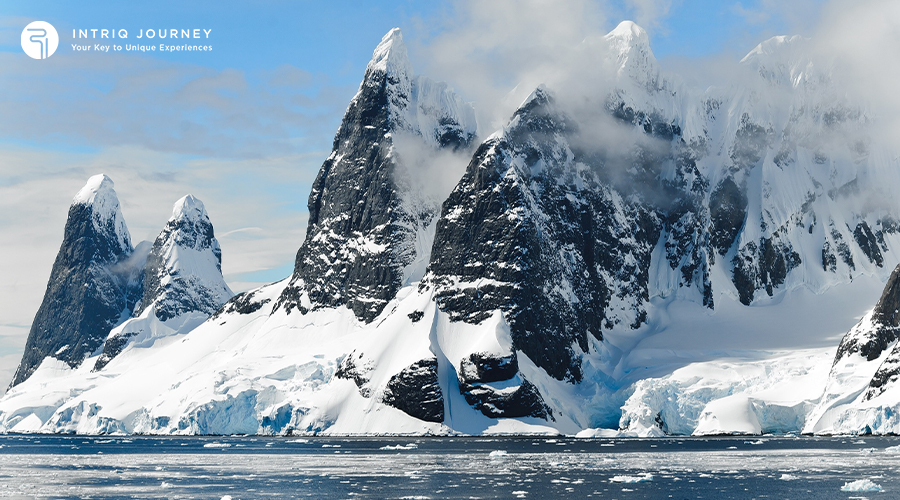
[0,435,897,498]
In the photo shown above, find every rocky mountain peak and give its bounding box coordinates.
[92,194,232,371]
[135,194,231,321]
[606,20,649,46]
[273,28,476,323]
[10,175,139,387]
[740,35,821,88]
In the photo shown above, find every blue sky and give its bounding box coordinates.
[0,0,830,387]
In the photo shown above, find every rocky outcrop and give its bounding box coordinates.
[381,358,444,423]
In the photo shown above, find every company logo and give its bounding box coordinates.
[21,21,59,59]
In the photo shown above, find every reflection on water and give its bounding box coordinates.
[0,435,897,498]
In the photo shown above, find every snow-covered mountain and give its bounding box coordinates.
[3,23,900,436]
[92,195,233,372]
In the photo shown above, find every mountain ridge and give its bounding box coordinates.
[3,23,900,436]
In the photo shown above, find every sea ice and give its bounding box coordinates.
[610,473,653,483]
[379,443,419,450]
[841,479,883,492]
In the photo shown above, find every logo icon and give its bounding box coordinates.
[21,21,59,60]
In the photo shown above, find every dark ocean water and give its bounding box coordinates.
[0,434,897,499]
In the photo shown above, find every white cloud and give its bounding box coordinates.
[411,0,614,132]
[626,0,674,32]
[813,0,900,144]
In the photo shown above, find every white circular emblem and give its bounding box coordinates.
[21,21,59,60]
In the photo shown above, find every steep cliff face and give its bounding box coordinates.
[275,28,477,322]
[427,87,659,387]
[11,175,139,387]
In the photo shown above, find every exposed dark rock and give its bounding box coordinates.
[335,351,372,397]
[732,236,801,305]
[822,241,838,272]
[381,358,444,423]
[831,225,855,271]
[709,178,747,255]
[137,195,231,322]
[428,88,660,383]
[92,331,138,372]
[459,351,519,384]
[854,221,884,267]
[729,113,773,172]
[94,195,232,372]
[864,343,900,400]
[213,290,272,319]
[460,378,551,420]
[274,29,475,323]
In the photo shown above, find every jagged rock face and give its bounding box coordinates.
[276,28,475,322]
[457,351,551,419]
[709,178,747,255]
[93,195,232,372]
[137,195,232,322]
[381,358,444,423]
[428,88,660,383]
[461,379,550,419]
[11,175,138,386]
[836,264,900,363]
[335,350,373,398]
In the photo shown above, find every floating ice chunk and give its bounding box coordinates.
[779,474,799,481]
[221,496,232,500]
[574,428,625,438]
[841,479,883,492]
[884,445,900,453]
[610,473,653,483]
[202,443,231,448]
[380,443,419,450]
[512,491,528,498]
[489,450,508,458]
